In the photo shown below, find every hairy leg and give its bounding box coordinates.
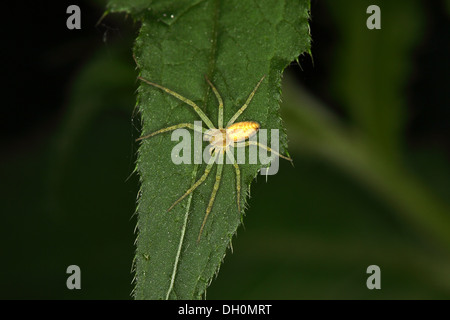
[233,161,241,213]
[235,140,293,163]
[204,75,224,129]
[136,123,206,141]
[198,161,224,242]
[168,153,218,212]
[138,76,215,129]
[227,75,265,127]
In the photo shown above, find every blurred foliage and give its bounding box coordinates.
[1,41,138,299]
[1,0,449,299]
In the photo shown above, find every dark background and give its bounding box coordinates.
[1,0,449,299]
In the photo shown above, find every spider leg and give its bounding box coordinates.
[236,141,293,163]
[167,153,218,212]
[138,76,216,129]
[226,75,266,127]
[225,150,241,212]
[233,161,241,213]
[135,123,206,141]
[204,75,224,129]
[198,161,224,242]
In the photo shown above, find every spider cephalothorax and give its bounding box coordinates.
[137,75,291,241]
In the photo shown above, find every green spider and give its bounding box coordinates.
[136,75,292,242]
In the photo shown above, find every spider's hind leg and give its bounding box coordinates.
[243,140,293,164]
[204,75,224,129]
[167,154,217,212]
[198,162,224,242]
[225,150,241,213]
[233,162,241,213]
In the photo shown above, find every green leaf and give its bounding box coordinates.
[108,0,311,299]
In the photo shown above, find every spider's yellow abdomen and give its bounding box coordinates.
[226,121,260,142]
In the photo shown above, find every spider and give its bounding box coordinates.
[136,75,292,242]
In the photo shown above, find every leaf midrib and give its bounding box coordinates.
[166,0,221,299]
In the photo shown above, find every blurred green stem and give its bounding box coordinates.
[282,78,450,250]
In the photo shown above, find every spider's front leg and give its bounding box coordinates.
[136,123,206,142]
